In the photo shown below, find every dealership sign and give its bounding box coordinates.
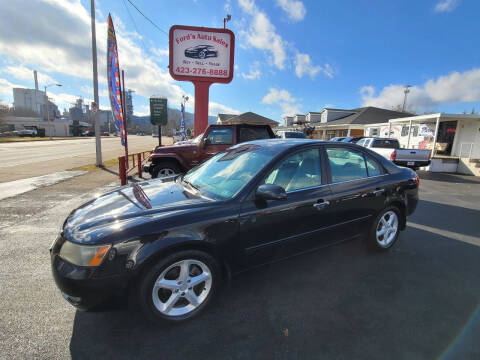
[169,25,235,135]
[170,25,234,83]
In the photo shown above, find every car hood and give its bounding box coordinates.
[63,178,213,244]
[154,144,198,153]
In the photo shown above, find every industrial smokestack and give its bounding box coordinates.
[34,70,38,91]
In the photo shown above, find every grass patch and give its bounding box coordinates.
[0,137,83,143]
[68,158,120,172]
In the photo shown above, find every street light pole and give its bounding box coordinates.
[402,85,411,112]
[91,0,102,166]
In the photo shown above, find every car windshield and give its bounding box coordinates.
[284,132,306,138]
[182,144,275,200]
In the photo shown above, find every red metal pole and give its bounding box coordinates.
[137,153,142,178]
[194,81,211,136]
[119,156,126,185]
[121,69,129,168]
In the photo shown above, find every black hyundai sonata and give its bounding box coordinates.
[51,139,419,322]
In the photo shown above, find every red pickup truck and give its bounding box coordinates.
[144,124,276,178]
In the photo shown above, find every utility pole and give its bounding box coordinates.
[402,85,411,112]
[91,0,102,166]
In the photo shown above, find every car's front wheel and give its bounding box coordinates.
[138,250,221,322]
[367,206,401,251]
[151,161,180,178]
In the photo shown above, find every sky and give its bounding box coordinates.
[0,0,479,121]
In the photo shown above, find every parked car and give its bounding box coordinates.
[51,139,419,322]
[276,130,306,139]
[83,130,95,137]
[357,137,431,170]
[101,132,110,136]
[17,125,38,137]
[340,136,365,143]
[143,124,276,178]
[184,45,218,59]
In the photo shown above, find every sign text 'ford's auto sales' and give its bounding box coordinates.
[170,27,233,80]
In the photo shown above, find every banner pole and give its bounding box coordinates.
[121,69,129,169]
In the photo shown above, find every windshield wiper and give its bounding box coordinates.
[182,177,201,192]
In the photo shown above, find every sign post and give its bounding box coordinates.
[150,97,168,146]
[169,25,235,136]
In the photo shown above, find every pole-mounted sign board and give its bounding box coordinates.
[169,25,235,135]
[150,97,168,126]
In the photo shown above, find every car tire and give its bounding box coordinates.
[366,206,401,251]
[199,50,206,59]
[137,250,221,322]
[151,161,181,178]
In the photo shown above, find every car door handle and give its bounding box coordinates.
[313,200,330,210]
[372,189,385,196]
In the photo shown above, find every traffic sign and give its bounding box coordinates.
[150,97,168,126]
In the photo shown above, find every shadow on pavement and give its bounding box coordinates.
[409,199,480,238]
[418,171,480,185]
[69,225,480,360]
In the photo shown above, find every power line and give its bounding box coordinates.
[122,0,149,53]
[126,0,168,37]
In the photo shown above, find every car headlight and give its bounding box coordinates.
[59,241,111,267]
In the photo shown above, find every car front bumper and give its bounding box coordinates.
[51,253,130,310]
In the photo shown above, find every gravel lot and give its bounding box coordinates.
[0,171,479,359]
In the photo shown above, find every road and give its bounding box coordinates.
[0,171,479,359]
[0,136,172,183]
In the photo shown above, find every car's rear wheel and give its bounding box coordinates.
[138,250,220,322]
[199,50,206,59]
[367,206,401,251]
[151,161,180,178]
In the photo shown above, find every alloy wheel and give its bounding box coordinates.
[376,210,399,247]
[158,168,176,177]
[152,259,212,317]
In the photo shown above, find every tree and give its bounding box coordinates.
[0,101,9,127]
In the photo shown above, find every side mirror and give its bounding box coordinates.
[256,184,287,201]
[203,137,211,147]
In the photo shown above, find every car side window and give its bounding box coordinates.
[365,154,384,177]
[356,139,366,146]
[238,127,270,142]
[265,149,321,192]
[326,147,368,183]
[205,128,233,145]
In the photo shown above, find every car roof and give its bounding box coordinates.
[229,138,358,152]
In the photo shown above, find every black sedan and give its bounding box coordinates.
[51,139,419,322]
[184,45,218,59]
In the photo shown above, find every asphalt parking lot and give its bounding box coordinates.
[0,171,479,359]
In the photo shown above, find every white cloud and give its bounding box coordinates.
[294,53,334,79]
[294,53,320,78]
[238,0,330,79]
[238,0,287,69]
[1,65,57,85]
[360,68,480,112]
[0,0,234,116]
[276,0,306,22]
[241,61,261,80]
[208,101,241,116]
[434,0,461,12]
[0,78,23,98]
[262,88,301,116]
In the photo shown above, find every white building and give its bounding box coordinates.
[283,116,294,126]
[13,88,58,119]
[365,113,480,175]
[293,114,306,124]
[305,112,322,123]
